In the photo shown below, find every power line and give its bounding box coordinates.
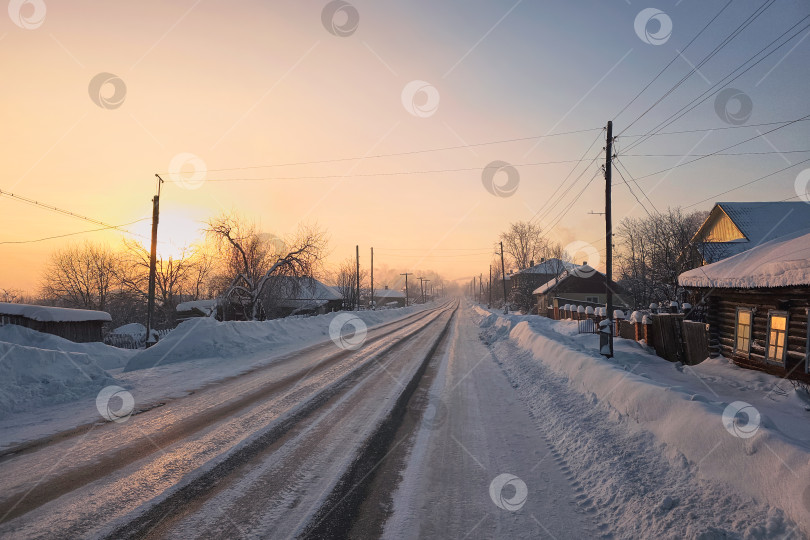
[614,159,659,216]
[166,156,602,184]
[623,14,810,152]
[621,149,810,158]
[621,117,810,139]
[617,112,810,183]
[160,127,604,175]
[0,188,149,239]
[613,0,734,123]
[619,0,778,136]
[682,155,810,208]
[0,218,151,245]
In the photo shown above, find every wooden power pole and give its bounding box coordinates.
[146,174,163,346]
[500,241,508,314]
[400,272,412,307]
[604,121,615,358]
[370,247,374,310]
[489,265,492,308]
[356,245,360,311]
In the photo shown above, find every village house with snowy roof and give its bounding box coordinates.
[679,228,810,380]
[688,201,810,264]
[507,258,577,313]
[532,265,631,319]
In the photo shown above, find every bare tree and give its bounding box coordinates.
[206,213,328,320]
[500,221,551,270]
[40,241,119,310]
[334,258,368,309]
[616,207,707,308]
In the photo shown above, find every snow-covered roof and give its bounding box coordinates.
[679,228,810,289]
[374,288,406,298]
[0,302,112,322]
[110,322,146,336]
[532,265,597,295]
[176,299,217,313]
[517,258,576,275]
[693,202,810,262]
[263,276,342,308]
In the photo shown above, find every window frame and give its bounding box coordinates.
[765,310,789,367]
[585,296,599,303]
[733,307,753,358]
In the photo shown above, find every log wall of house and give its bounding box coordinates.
[706,288,809,381]
[0,315,104,343]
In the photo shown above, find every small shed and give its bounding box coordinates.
[372,286,406,308]
[176,299,217,321]
[679,228,810,379]
[533,265,630,316]
[0,302,111,343]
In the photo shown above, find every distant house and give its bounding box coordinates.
[259,276,343,318]
[689,201,810,264]
[533,266,630,318]
[0,302,111,343]
[176,299,217,321]
[372,286,406,308]
[509,258,577,312]
[679,228,810,379]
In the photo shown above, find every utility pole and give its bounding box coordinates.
[479,273,483,303]
[500,241,508,314]
[400,272,412,307]
[370,247,374,310]
[418,276,424,304]
[423,279,430,303]
[146,175,163,347]
[356,245,360,311]
[489,265,492,308]
[604,120,615,358]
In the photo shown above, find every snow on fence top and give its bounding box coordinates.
[0,302,112,322]
[679,228,810,289]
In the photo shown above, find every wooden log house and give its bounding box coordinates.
[679,229,810,381]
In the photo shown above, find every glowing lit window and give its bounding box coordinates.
[766,312,788,364]
[734,308,752,356]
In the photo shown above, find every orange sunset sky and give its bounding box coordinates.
[3,1,809,293]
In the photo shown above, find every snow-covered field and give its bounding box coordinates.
[474,306,810,538]
[0,305,430,451]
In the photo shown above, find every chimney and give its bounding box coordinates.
[541,257,545,263]
[582,260,587,266]
[384,285,389,290]
[529,260,534,268]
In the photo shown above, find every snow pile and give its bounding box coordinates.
[124,306,430,372]
[0,340,119,416]
[110,322,146,339]
[474,307,810,537]
[679,228,810,289]
[0,324,134,370]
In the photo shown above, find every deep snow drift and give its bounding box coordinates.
[474,306,810,538]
